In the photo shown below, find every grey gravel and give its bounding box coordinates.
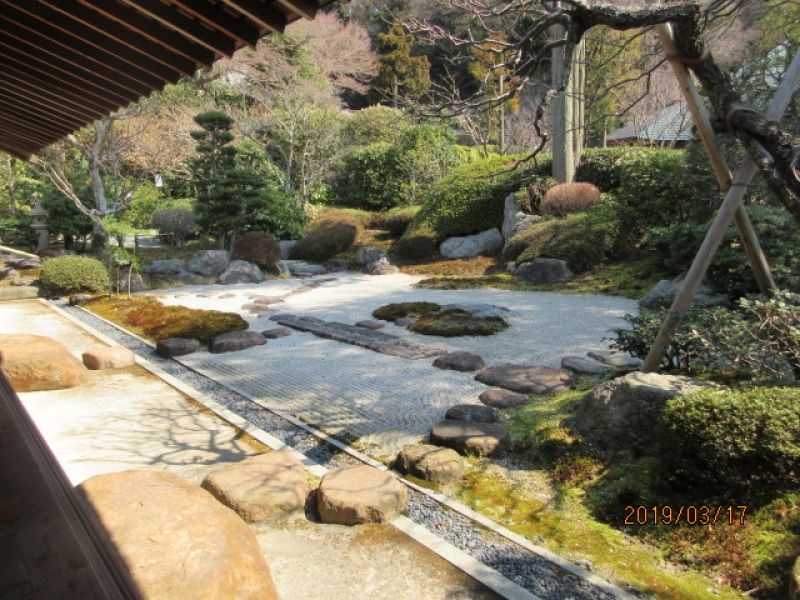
[61,301,622,600]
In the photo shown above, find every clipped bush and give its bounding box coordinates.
[152,207,197,248]
[329,142,404,209]
[40,255,110,294]
[541,182,602,217]
[373,206,421,237]
[661,386,800,501]
[391,224,439,261]
[231,232,280,269]
[290,210,365,263]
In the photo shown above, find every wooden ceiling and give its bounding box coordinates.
[0,0,334,159]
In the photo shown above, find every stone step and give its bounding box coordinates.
[429,420,511,457]
[475,364,571,395]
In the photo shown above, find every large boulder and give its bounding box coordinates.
[78,470,278,600]
[144,259,185,276]
[201,451,308,522]
[439,228,504,259]
[475,364,571,395]
[218,260,264,285]
[187,250,230,278]
[283,260,326,277]
[502,192,541,241]
[395,444,465,484]
[363,256,399,275]
[574,371,713,453]
[317,465,407,525]
[429,420,510,457]
[639,273,727,309]
[278,240,297,260]
[114,273,144,293]
[156,337,200,357]
[209,331,266,354]
[516,258,573,284]
[432,351,485,372]
[0,334,86,392]
[355,245,383,265]
[82,346,136,370]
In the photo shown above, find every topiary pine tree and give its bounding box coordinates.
[190,111,266,250]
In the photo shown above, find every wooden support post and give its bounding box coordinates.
[551,23,572,183]
[642,48,800,372]
[655,23,775,293]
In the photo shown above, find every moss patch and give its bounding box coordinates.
[85,295,247,343]
[409,309,509,337]
[372,302,441,321]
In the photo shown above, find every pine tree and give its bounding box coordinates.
[190,111,266,250]
[372,23,431,108]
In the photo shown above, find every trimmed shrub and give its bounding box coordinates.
[541,182,602,217]
[152,207,197,248]
[391,224,439,261]
[40,255,110,294]
[329,142,404,210]
[289,210,365,263]
[231,232,280,269]
[574,147,634,191]
[661,386,800,501]
[373,206,421,237]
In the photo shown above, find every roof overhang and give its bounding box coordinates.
[0,0,338,160]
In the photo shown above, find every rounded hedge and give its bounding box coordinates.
[40,255,110,294]
[541,182,602,217]
[290,210,365,263]
[373,205,421,237]
[232,231,280,268]
[661,386,800,501]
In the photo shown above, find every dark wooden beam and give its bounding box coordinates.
[163,0,261,46]
[0,118,56,146]
[78,0,215,65]
[221,0,288,34]
[0,142,34,160]
[274,0,318,21]
[0,78,106,123]
[0,93,85,131]
[0,110,71,140]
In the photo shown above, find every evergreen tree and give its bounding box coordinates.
[190,111,266,249]
[372,23,431,108]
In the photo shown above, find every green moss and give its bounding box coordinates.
[408,309,509,337]
[372,301,441,321]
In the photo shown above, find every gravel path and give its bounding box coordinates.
[62,300,625,600]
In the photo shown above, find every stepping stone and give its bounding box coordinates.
[432,351,485,372]
[82,346,136,370]
[588,350,643,369]
[475,364,571,395]
[395,316,417,327]
[478,389,529,409]
[445,404,498,423]
[201,451,308,522]
[0,334,86,392]
[429,420,510,457]
[209,331,267,354]
[261,327,293,339]
[156,337,200,358]
[395,444,464,484]
[355,319,385,330]
[561,355,607,374]
[317,465,407,525]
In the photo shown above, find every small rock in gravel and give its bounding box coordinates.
[355,319,385,331]
[475,364,571,394]
[445,404,498,423]
[395,444,465,483]
[432,351,485,372]
[69,293,93,306]
[155,337,201,357]
[561,355,607,374]
[395,316,417,327]
[478,389,529,409]
[82,346,136,370]
[209,331,267,354]
[317,465,407,525]
[261,327,293,339]
[587,350,642,369]
[429,420,510,457]
[218,293,236,299]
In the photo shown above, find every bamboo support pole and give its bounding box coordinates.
[655,23,775,293]
[642,47,800,372]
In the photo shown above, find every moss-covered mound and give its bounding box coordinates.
[86,296,247,343]
[372,302,441,321]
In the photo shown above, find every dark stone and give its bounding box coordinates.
[561,356,607,374]
[261,327,293,339]
[363,257,399,275]
[429,420,510,457]
[209,331,267,354]
[515,258,573,284]
[324,259,349,273]
[478,389,529,408]
[444,404,498,423]
[355,319,385,330]
[156,337,201,357]
[587,350,643,369]
[432,352,485,372]
[475,364,572,394]
[69,293,94,306]
[7,258,41,270]
[395,444,464,483]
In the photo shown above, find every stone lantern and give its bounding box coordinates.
[29,200,49,252]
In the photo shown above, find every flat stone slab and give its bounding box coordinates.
[587,350,643,369]
[429,420,510,457]
[209,331,267,354]
[156,337,200,357]
[317,465,407,525]
[82,346,136,370]
[261,327,293,339]
[201,451,308,522]
[432,351,485,372]
[478,389,529,408]
[561,355,607,375]
[475,364,571,395]
[0,334,86,392]
[395,444,465,484]
[270,313,448,359]
[355,319,385,330]
[444,404,498,423]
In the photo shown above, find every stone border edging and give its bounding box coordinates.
[59,300,634,600]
